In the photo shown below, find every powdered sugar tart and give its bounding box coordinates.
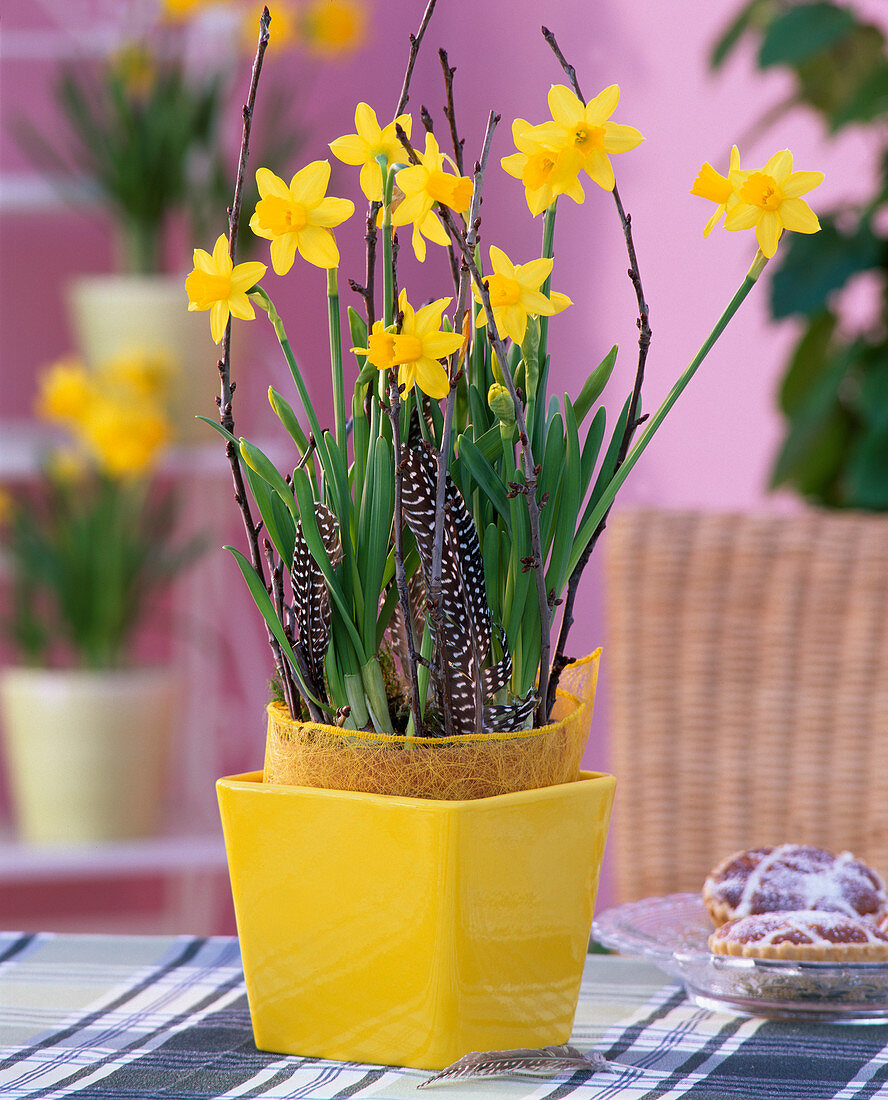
[709,910,888,962]
[592,894,888,1021]
[703,844,887,927]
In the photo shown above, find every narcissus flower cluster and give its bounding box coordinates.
[36,353,173,479]
[691,147,823,258]
[188,4,829,743]
[186,86,824,397]
[503,84,644,215]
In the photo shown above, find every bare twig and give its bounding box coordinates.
[360,204,380,327]
[395,0,439,115]
[439,48,465,174]
[471,254,552,727]
[540,25,583,99]
[425,76,464,295]
[396,110,461,296]
[217,8,304,718]
[295,433,317,471]
[220,12,269,551]
[416,118,494,736]
[347,0,442,734]
[227,11,270,271]
[424,113,490,739]
[387,379,424,736]
[541,25,653,717]
[407,123,552,724]
[349,0,438,329]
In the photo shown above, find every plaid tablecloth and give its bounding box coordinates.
[1,931,888,1098]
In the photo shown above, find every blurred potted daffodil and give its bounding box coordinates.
[0,356,204,845]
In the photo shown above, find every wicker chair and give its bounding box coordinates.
[604,508,888,904]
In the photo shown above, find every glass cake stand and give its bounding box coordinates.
[592,893,888,1022]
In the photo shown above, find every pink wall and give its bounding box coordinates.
[5,0,882,516]
[2,1,885,913]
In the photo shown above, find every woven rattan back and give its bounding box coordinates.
[604,508,888,903]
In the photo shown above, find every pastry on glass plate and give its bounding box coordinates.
[703,844,887,927]
[709,910,888,962]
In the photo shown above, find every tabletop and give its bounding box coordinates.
[1,931,887,1099]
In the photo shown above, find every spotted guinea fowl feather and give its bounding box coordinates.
[291,502,341,695]
[484,691,536,732]
[417,1044,616,1088]
[401,447,488,733]
[401,446,536,735]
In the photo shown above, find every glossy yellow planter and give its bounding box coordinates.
[217,768,615,1069]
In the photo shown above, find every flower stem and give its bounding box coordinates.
[361,656,394,734]
[538,202,557,363]
[327,267,347,452]
[379,158,423,736]
[566,256,768,577]
[381,161,395,327]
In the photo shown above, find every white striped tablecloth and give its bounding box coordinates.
[1,932,887,1098]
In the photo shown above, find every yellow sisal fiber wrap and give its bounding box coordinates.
[263,649,600,799]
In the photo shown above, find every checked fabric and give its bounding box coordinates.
[1,932,888,1098]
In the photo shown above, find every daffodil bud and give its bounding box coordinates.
[520,316,540,399]
[488,382,516,427]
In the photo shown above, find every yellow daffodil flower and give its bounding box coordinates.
[250,162,354,274]
[501,118,586,216]
[186,234,267,344]
[690,145,742,236]
[723,149,823,258]
[392,133,473,261]
[473,246,572,344]
[81,397,170,479]
[524,84,644,194]
[35,357,93,424]
[352,320,397,372]
[103,351,174,401]
[303,0,367,56]
[329,104,412,202]
[355,291,461,399]
[390,291,462,399]
[160,0,210,20]
[0,487,14,526]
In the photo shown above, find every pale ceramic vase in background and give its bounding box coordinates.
[0,666,178,845]
[67,274,221,445]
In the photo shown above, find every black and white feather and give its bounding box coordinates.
[417,1044,616,1088]
[290,502,341,697]
[401,445,536,735]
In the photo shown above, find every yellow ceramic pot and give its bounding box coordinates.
[217,766,615,1069]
